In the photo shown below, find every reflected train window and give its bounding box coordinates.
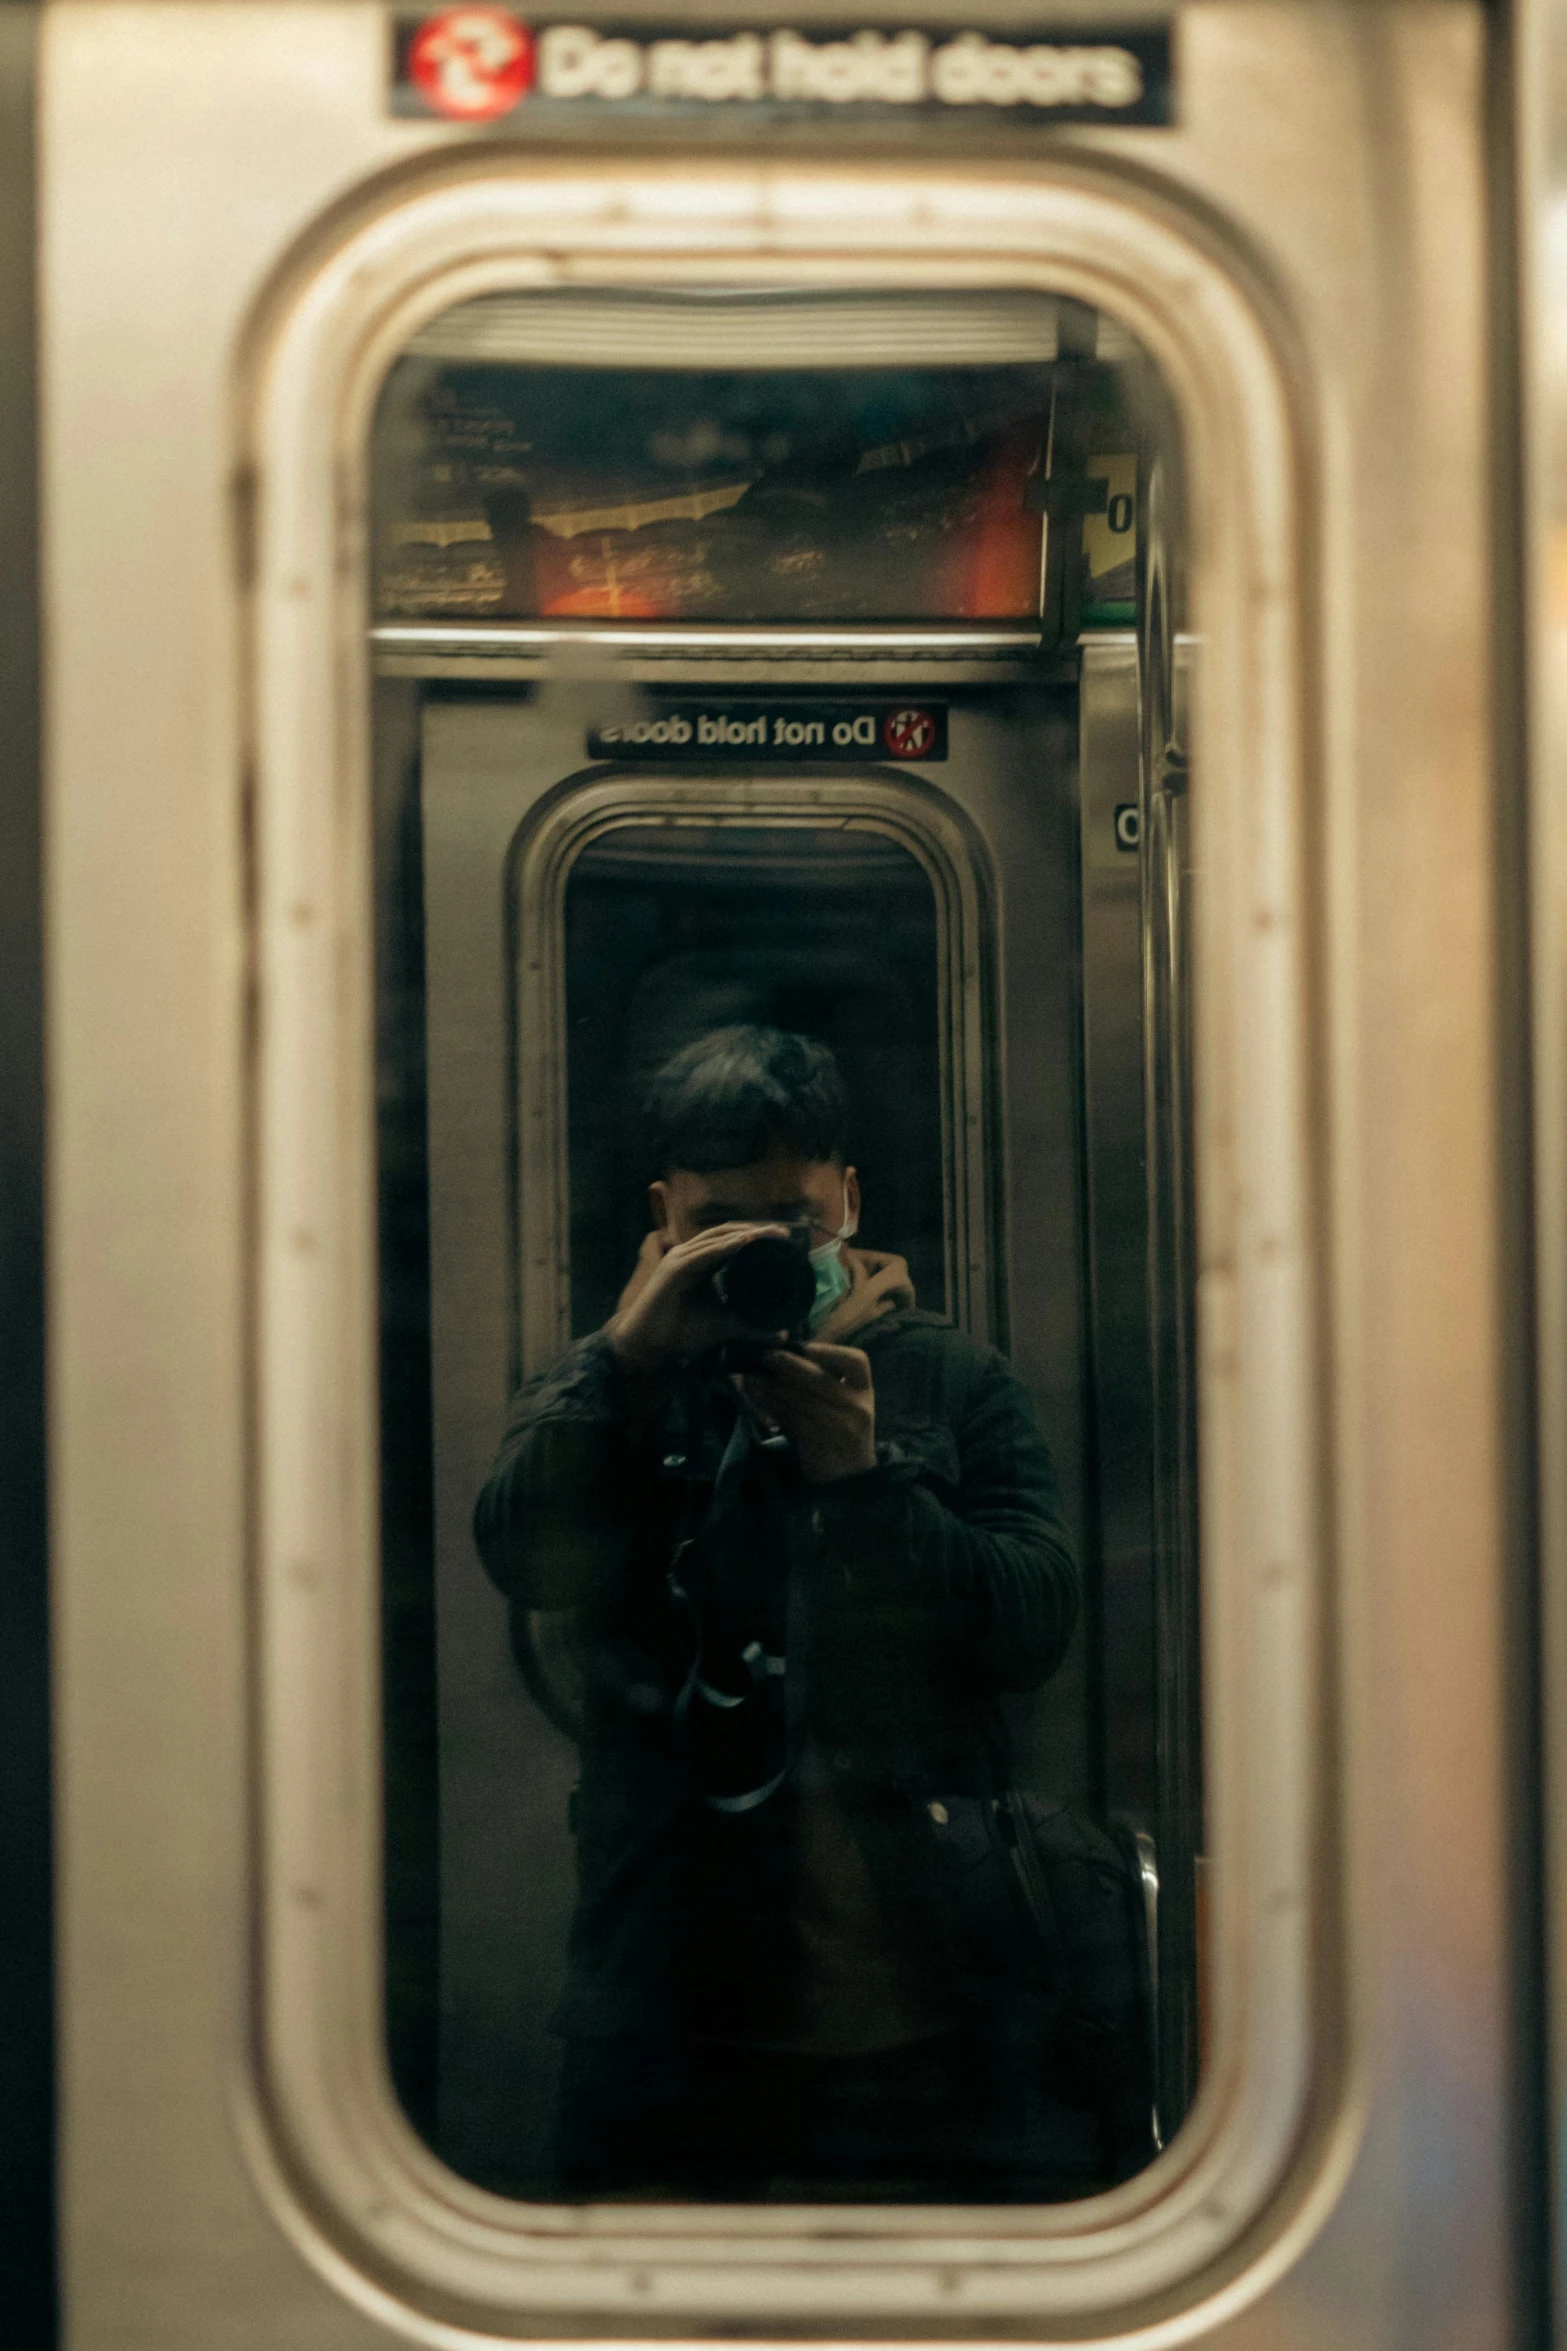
[372,291,1143,627]
[371,286,1198,2204]
[562,824,947,1337]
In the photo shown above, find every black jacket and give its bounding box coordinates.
[473,1308,1079,2044]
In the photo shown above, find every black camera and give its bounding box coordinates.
[713,1228,815,1354]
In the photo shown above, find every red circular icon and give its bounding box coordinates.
[883,707,937,760]
[408,7,534,120]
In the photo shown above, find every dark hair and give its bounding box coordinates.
[642,1025,847,1176]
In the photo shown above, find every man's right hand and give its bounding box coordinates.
[605,1223,791,1377]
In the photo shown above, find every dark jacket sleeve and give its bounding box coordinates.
[808,1345,1078,1693]
[472,1335,641,1611]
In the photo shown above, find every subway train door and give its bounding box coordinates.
[34,6,1536,2350]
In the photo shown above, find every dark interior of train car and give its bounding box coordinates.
[562,823,947,1336]
[367,288,1199,2204]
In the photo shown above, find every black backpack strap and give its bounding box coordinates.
[988,1784,1074,1992]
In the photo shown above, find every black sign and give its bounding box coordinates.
[391,8,1173,128]
[589,701,948,761]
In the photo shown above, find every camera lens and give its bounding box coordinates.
[714,1231,815,1338]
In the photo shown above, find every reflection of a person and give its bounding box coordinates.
[474,1025,1089,2199]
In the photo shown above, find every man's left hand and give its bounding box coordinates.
[742,1343,876,1485]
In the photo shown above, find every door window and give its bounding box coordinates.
[370,285,1199,2204]
[562,821,947,1335]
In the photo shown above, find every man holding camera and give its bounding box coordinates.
[474,1025,1086,2199]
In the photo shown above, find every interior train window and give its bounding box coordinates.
[369,288,1198,2205]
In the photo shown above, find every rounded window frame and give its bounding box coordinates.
[238,155,1340,2341]
[510,769,998,1375]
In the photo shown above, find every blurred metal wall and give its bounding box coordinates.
[35,4,1537,2346]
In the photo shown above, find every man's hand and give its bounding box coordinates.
[742,1342,876,1485]
[606,1223,790,1376]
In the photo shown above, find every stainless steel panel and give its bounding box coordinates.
[40,4,1509,2346]
[1519,0,1566,2333]
[1077,631,1164,2011]
[1077,633,1153,1804]
[373,622,1046,656]
[1078,625,1202,2147]
[1142,605,1202,2135]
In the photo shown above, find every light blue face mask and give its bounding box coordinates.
[807,1196,858,1331]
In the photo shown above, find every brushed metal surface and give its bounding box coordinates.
[371,623,1048,655]
[40,3,1509,2346]
[1519,0,1566,2335]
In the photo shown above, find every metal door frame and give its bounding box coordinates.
[508,771,997,1367]
[238,156,1325,2339]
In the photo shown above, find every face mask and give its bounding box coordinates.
[807,1194,858,1331]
